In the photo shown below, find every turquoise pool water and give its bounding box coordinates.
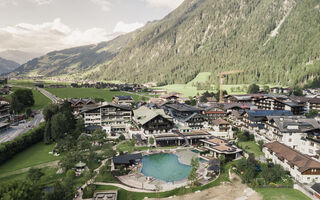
[141,153,191,182]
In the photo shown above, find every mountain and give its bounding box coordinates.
[10,0,320,86]
[0,57,20,75]
[9,24,155,79]
[91,0,320,86]
[0,50,42,65]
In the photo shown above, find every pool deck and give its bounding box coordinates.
[115,149,210,192]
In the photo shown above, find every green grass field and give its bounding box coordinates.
[238,141,264,157]
[0,143,58,174]
[31,89,51,110]
[45,88,144,102]
[255,188,310,200]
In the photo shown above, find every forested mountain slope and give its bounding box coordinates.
[92,0,320,86]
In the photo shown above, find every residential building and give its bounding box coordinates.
[0,97,10,122]
[200,137,242,160]
[132,106,174,136]
[112,153,142,168]
[204,105,226,122]
[209,119,233,139]
[311,183,320,199]
[81,103,132,135]
[163,103,207,129]
[263,141,320,184]
[67,98,96,113]
[263,116,320,159]
[112,96,134,106]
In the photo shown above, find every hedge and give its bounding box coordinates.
[0,123,45,164]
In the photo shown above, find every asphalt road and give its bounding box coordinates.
[0,113,44,143]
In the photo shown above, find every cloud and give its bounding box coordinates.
[143,0,184,9]
[90,0,110,11]
[0,0,52,6]
[113,21,144,33]
[0,18,113,54]
[29,0,53,5]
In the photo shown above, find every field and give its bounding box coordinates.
[31,89,51,110]
[255,188,310,200]
[4,87,51,111]
[45,88,144,102]
[0,143,58,175]
[238,141,264,157]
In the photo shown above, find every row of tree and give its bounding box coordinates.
[0,123,45,164]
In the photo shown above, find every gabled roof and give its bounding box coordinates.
[114,96,133,100]
[311,183,320,194]
[113,153,142,165]
[165,103,203,112]
[133,106,172,125]
[81,102,132,113]
[264,141,320,172]
[267,116,320,133]
[212,119,229,125]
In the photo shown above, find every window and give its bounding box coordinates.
[288,138,292,142]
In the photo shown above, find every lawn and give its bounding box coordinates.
[0,143,59,174]
[255,188,310,200]
[31,89,51,110]
[45,88,144,102]
[238,141,264,157]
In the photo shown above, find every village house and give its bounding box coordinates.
[200,137,242,161]
[112,153,142,169]
[163,103,207,130]
[0,97,10,122]
[270,87,291,94]
[67,98,96,113]
[81,103,132,136]
[132,106,174,137]
[112,96,134,106]
[263,141,320,184]
[239,110,293,131]
[204,105,226,122]
[262,116,320,159]
[209,119,233,139]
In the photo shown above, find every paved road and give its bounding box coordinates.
[0,113,44,143]
[37,88,61,103]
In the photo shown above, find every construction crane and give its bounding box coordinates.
[219,70,244,103]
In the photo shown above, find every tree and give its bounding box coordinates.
[247,84,260,94]
[27,168,44,183]
[43,103,59,122]
[291,86,303,96]
[188,157,199,186]
[44,119,52,144]
[60,100,76,132]
[263,85,270,92]
[119,134,125,141]
[51,113,68,141]
[149,137,155,146]
[11,89,34,113]
[26,108,32,118]
[305,110,319,118]
[258,140,264,151]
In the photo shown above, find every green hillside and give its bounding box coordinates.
[10,0,320,87]
[93,0,320,86]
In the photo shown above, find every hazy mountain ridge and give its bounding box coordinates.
[0,57,20,75]
[0,50,42,65]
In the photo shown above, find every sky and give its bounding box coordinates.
[0,0,184,54]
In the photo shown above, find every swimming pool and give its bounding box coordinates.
[141,153,191,182]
